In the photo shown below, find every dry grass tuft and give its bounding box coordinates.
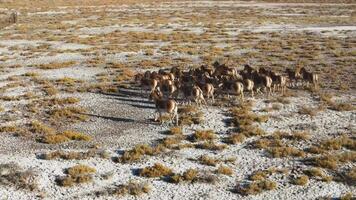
[39,131,91,144]
[195,141,227,151]
[199,155,219,166]
[268,146,305,158]
[167,168,199,184]
[40,149,109,160]
[49,106,87,122]
[178,105,204,125]
[292,175,309,186]
[235,180,277,195]
[29,121,55,135]
[57,164,96,187]
[169,126,183,135]
[118,144,165,163]
[191,130,216,141]
[0,163,38,191]
[330,103,354,111]
[139,163,173,178]
[224,133,246,144]
[114,182,151,196]
[216,165,233,176]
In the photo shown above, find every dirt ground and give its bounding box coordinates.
[0,1,355,199]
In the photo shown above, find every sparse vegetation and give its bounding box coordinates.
[292,175,309,186]
[139,163,173,178]
[0,163,38,191]
[57,164,96,187]
[235,180,277,195]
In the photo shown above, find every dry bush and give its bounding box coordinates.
[169,126,183,135]
[298,106,318,116]
[224,133,246,144]
[191,130,216,141]
[49,106,87,122]
[195,141,227,151]
[67,164,96,176]
[29,121,55,135]
[39,131,91,144]
[336,167,356,186]
[340,193,354,200]
[235,180,277,195]
[34,61,76,70]
[0,163,38,191]
[178,105,204,125]
[251,138,283,149]
[166,168,199,184]
[39,134,69,144]
[113,182,151,196]
[216,165,233,176]
[250,170,269,181]
[95,181,151,197]
[199,155,219,166]
[57,164,96,187]
[40,149,109,160]
[62,131,92,141]
[330,103,354,111]
[306,152,356,170]
[118,144,165,163]
[292,175,309,186]
[272,131,310,141]
[268,146,305,158]
[139,163,173,178]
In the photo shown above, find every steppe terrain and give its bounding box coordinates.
[0,0,355,199]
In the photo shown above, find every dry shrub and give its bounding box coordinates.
[340,193,353,200]
[40,149,109,160]
[62,131,92,141]
[292,175,309,186]
[95,181,151,197]
[118,144,165,163]
[67,164,96,176]
[57,164,96,187]
[272,131,310,141]
[29,121,55,135]
[34,61,76,70]
[251,138,283,149]
[114,182,151,196]
[49,106,87,122]
[43,85,59,96]
[0,163,38,191]
[139,163,173,178]
[166,169,199,184]
[306,152,356,170]
[114,68,135,83]
[191,130,216,141]
[330,103,354,111]
[216,165,233,176]
[39,134,69,144]
[195,141,227,151]
[169,126,182,135]
[250,170,269,181]
[235,180,277,195]
[298,106,318,116]
[268,146,305,158]
[39,131,91,144]
[199,155,219,166]
[224,133,246,144]
[308,135,355,153]
[335,167,356,186]
[178,105,204,125]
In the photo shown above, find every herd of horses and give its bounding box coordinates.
[134,61,319,125]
